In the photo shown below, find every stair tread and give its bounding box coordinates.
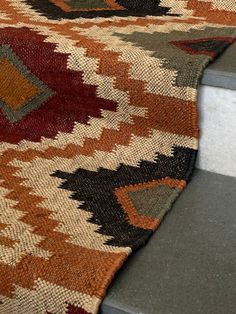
[101,170,236,314]
[203,41,236,90]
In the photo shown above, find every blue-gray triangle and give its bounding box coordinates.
[128,185,181,220]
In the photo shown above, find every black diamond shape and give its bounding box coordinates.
[25,0,178,20]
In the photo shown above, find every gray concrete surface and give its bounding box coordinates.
[101,170,236,314]
[202,41,236,90]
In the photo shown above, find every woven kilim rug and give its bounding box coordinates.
[0,1,236,313]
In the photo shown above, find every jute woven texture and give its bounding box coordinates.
[0,1,236,313]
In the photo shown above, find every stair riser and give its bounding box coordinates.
[196,85,236,177]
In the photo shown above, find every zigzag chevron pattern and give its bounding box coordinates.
[0,1,236,313]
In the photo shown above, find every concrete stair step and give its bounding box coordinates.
[202,40,236,90]
[101,169,236,314]
[197,85,236,177]
[196,42,236,177]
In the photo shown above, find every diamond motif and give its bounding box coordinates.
[0,28,118,143]
[0,45,54,123]
[25,0,173,19]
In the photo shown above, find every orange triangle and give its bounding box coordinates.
[115,177,186,231]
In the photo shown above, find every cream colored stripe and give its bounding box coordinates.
[12,128,198,173]
[0,278,100,314]
[0,184,52,266]
[160,0,193,16]
[201,0,236,11]
[0,12,11,20]
[45,128,198,172]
